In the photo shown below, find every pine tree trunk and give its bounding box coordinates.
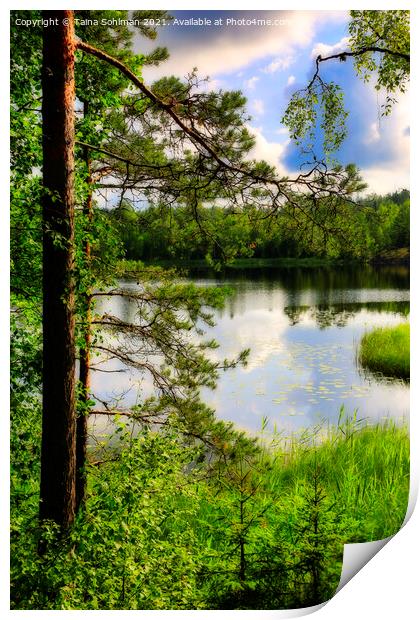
[39,10,77,530]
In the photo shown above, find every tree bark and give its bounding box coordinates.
[39,10,77,530]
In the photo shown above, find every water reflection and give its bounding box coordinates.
[92,265,409,435]
[284,301,409,329]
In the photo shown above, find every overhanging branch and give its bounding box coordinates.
[318,46,409,65]
[75,38,335,199]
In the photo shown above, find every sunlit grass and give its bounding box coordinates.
[192,413,409,553]
[359,323,410,379]
[264,414,410,541]
[184,413,410,609]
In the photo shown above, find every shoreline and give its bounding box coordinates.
[116,250,410,274]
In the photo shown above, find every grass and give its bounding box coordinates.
[186,416,410,548]
[190,415,409,607]
[359,323,410,379]
[265,416,410,541]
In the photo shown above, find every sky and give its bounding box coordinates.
[134,10,409,195]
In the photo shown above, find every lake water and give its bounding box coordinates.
[91,264,409,438]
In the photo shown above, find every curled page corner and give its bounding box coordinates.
[336,473,417,595]
[336,536,393,593]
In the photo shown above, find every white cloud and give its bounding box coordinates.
[287,74,296,86]
[246,125,290,177]
[364,121,381,145]
[359,91,410,193]
[198,77,224,92]
[251,99,265,116]
[311,35,350,59]
[244,76,260,90]
[262,55,294,74]
[361,163,409,194]
[140,11,348,81]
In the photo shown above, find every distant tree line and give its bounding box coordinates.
[104,189,409,263]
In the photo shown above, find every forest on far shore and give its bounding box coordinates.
[106,189,409,265]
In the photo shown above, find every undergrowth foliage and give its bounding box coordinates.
[11,397,409,609]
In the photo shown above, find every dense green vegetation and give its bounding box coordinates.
[359,323,410,379]
[107,190,409,266]
[11,399,409,609]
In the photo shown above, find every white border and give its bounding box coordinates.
[2,1,418,617]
